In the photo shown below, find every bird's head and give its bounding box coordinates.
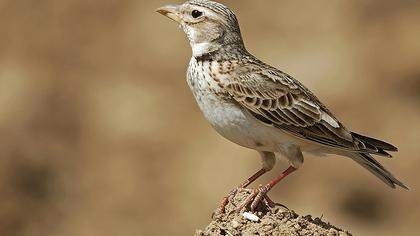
[157,0,245,57]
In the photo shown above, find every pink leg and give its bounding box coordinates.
[213,168,267,216]
[238,168,267,189]
[238,166,297,211]
[266,166,296,189]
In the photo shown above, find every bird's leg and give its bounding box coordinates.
[237,165,297,212]
[235,168,267,192]
[213,152,275,218]
[213,168,267,216]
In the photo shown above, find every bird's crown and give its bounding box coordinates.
[157,0,246,58]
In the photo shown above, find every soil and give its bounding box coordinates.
[195,191,352,236]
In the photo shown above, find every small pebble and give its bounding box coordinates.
[242,212,260,222]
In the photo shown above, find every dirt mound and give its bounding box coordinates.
[195,191,352,236]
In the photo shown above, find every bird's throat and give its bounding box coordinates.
[191,42,218,58]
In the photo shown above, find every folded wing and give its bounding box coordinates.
[223,61,394,157]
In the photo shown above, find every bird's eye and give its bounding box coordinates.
[191,10,203,18]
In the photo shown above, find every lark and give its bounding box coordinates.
[157,0,407,213]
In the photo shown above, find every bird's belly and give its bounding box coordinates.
[193,91,293,151]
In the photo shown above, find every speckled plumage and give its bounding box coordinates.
[157,0,407,201]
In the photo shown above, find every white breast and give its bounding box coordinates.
[187,58,294,151]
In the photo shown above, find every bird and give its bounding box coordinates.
[156,0,407,213]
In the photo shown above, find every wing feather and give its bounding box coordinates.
[222,60,388,155]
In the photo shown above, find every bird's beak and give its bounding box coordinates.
[156,4,182,23]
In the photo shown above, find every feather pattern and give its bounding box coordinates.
[219,56,392,156]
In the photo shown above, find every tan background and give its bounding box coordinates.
[1,0,420,235]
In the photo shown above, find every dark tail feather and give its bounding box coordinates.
[351,153,408,189]
[352,132,398,152]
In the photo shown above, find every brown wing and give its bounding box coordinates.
[223,61,384,155]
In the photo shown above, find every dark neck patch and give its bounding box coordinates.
[194,52,214,62]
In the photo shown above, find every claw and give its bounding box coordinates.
[212,196,229,218]
[236,184,274,212]
[213,168,269,217]
[264,195,276,208]
[250,185,269,211]
[214,166,296,216]
[213,186,244,218]
[236,188,259,212]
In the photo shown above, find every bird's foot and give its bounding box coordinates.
[213,185,289,218]
[212,187,241,219]
[236,184,275,212]
[212,185,255,218]
[212,196,229,218]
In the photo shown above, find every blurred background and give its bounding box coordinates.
[0,0,419,235]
